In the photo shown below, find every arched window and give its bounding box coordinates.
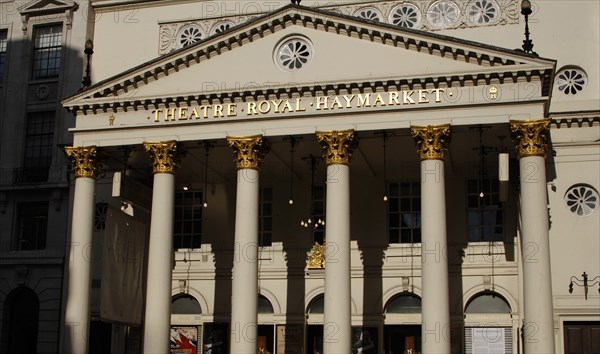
[465,292,511,314]
[171,295,201,315]
[385,293,422,314]
[307,294,324,314]
[2,287,39,354]
[258,295,274,314]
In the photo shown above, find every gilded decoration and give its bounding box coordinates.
[510,118,551,158]
[411,124,452,160]
[316,130,358,166]
[227,135,269,170]
[65,146,99,179]
[306,242,325,269]
[144,141,180,174]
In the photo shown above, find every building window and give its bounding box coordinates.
[15,202,48,250]
[259,187,273,247]
[387,182,421,244]
[564,184,599,216]
[0,29,7,81]
[32,24,62,79]
[556,67,587,95]
[467,179,503,242]
[15,111,55,183]
[389,4,422,28]
[275,36,313,72]
[173,190,202,249]
[94,203,108,231]
[354,7,384,22]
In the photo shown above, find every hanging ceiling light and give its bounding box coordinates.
[300,155,325,229]
[284,136,300,205]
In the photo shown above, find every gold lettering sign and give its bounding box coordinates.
[145,89,446,123]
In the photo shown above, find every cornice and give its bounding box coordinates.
[550,110,600,128]
[62,4,556,115]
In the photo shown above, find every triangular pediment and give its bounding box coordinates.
[19,0,77,15]
[63,4,555,114]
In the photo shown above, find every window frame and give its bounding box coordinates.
[173,190,203,250]
[259,187,273,247]
[467,178,504,242]
[14,201,49,250]
[31,23,63,80]
[387,181,422,244]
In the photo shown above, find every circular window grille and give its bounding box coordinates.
[427,0,461,29]
[564,184,599,216]
[468,0,500,24]
[177,24,205,48]
[389,3,422,28]
[354,7,384,22]
[275,37,313,71]
[210,20,235,36]
[556,68,587,95]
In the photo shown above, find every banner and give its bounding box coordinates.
[171,326,199,354]
[100,207,147,325]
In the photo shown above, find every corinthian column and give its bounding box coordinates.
[510,119,555,354]
[315,129,358,354]
[411,125,451,354]
[63,146,99,354]
[143,141,180,354]
[227,135,269,354]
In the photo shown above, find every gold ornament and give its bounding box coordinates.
[64,146,99,179]
[510,119,551,158]
[227,135,269,170]
[315,130,358,166]
[144,141,180,174]
[411,125,451,160]
[306,242,325,269]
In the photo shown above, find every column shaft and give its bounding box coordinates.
[227,135,267,354]
[64,176,96,354]
[230,168,260,353]
[323,164,352,354]
[420,159,451,353]
[519,155,555,353]
[143,173,175,353]
[411,125,451,354]
[511,118,555,353]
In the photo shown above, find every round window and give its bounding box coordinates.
[274,36,314,72]
[467,0,500,25]
[556,68,587,95]
[564,184,599,216]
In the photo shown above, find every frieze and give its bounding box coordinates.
[157,0,520,54]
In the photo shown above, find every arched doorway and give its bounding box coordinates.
[170,294,202,354]
[306,294,324,354]
[257,294,275,353]
[384,293,422,354]
[464,292,514,354]
[2,287,39,354]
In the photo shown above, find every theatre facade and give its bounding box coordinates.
[58,3,599,354]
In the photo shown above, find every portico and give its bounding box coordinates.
[61,5,557,354]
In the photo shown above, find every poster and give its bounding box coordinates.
[170,326,199,354]
[276,324,304,354]
[352,327,378,354]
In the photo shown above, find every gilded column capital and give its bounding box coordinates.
[64,146,100,179]
[315,129,358,166]
[144,141,180,174]
[411,124,452,161]
[510,118,551,159]
[227,135,269,170]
